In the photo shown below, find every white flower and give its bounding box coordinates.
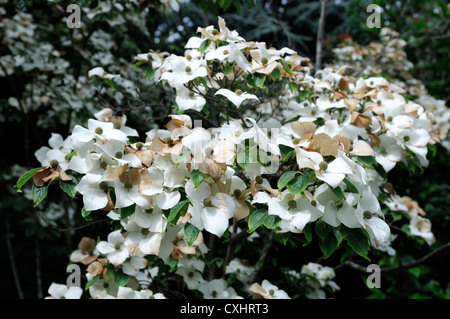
[46,283,82,299]
[248,279,290,299]
[96,230,129,267]
[35,133,73,170]
[186,181,235,237]
[215,88,259,108]
[88,66,120,80]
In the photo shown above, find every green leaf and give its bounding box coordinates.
[279,59,292,76]
[343,178,359,194]
[247,209,268,232]
[81,206,93,221]
[134,60,147,70]
[319,233,338,259]
[287,173,309,195]
[85,275,99,291]
[263,214,281,230]
[288,81,298,93]
[315,220,332,240]
[113,269,129,287]
[199,39,211,55]
[31,184,48,207]
[347,229,370,261]
[278,171,298,190]
[190,169,205,188]
[59,175,77,199]
[184,223,201,247]
[330,185,345,205]
[168,200,189,225]
[166,255,179,272]
[121,204,136,219]
[303,223,313,246]
[14,167,45,192]
[253,73,266,88]
[269,67,281,82]
[66,151,77,162]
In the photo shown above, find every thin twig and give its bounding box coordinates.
[335,242,450,273]
[315,0,329,72]
[6,217,24,299]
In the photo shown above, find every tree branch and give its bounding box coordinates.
[315,0,329,72]
[335,242,450,273]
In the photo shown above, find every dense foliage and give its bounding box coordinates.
[1,0,449,300]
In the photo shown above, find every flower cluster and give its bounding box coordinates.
[23,17,448,299]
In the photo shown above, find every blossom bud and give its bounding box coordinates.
[49,159,59,168]
[99,182,109,191]
[100,161,108,169]
[165,137,174,145]
[335,201,344,209]
[203,198,212,207]
[319,161,328,171]
[136,142,144,150]
[363,210,373,219]
[287,199,297,210]
[124,181,133,190]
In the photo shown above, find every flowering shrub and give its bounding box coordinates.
[14,15,450,299]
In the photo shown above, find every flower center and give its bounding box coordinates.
[114,123,121,129]
[287,199,297,210]
[403,135,410,142]
[268,289,275,296]
[115,152,123,159]
[100,161,108,169]
[188,91,195,98]
[136,142,144,150]
[363,210,373,219]
[235,89,243,96]
[292,138,300,145]
[387,116,393,122]
[211,28,219,35]
[95,127,103,135]
[49,159,59,168]
[165,137,174,145]
[233,189,242,198]
[255,176,263,185]
[124,181,133,190]
[99,181,109,191]
[211,290,218,297]
[260,57,268,65]
[186,55,192,61]
[203,198,212,207]
[311,200,317,207]
[319,161,328,171]
[185,66,192,73]
[141,228,150,236]
[223,50,229,55]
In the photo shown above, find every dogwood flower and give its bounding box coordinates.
[248,279,290,299]
[96,230,129,267]
[46,283,83,299]
[215,88,259,108]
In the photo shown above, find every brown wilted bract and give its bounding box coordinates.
[351,111,372,128]
[32,165,72,187]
